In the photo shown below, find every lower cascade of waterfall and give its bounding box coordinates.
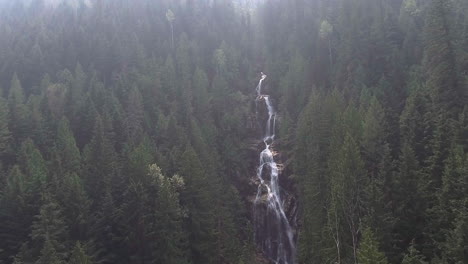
[253,73,296,264]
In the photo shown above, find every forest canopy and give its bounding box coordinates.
[0,0,467,264]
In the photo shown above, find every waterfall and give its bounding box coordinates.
[254,73,296,264]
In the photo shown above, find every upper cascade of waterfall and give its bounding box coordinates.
[256,72,267,97]
[253,72,296,264]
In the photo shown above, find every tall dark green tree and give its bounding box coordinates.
[69,242,93,264]
[30,194,69,262]
[8,74,29,145]
[0,98,11,164]
[423,0,461,114]
[179,146,217,264]
[148,164,189,264]
[357,227,388,264]
[401,242,428,264]
[55,117,81,175]
[83,115,119,203]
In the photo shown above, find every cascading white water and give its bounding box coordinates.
[254,73,296,264]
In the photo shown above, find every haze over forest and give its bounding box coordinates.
[0,0,467,264]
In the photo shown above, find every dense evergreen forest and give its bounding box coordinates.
[0,0,467,263]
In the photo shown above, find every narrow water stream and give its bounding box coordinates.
[253,73,296,264]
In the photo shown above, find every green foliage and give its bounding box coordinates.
[357,227,389,264]
[8,74,29,145]
[0,98,11,159]
[83,115,119,201]
[442,205,468,264]
[30,195,69,260]
[36,238,63,264]
[401,242,428,264]
[319,20,333,39]
[69,242,93,264]
[61,172,91,242]
[148,164,189,264]
[179,146,217,263]
[0,0,466,264]
[19,139,48,188]
[123,87,144,147]
[423,0,461,114]
[56,117,81,174]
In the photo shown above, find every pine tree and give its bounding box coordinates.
[69,242,93,264]
[19,139,48,192]
[30,195,69,261]
[192,68,210,119]
[148,164,189,264]
[0,98,11,163]
[326,101,365,262]
[179,146,217,264]
[279,52,308,120]
[442,203,468,264]
[91,188,125,264]
[61,173,91,242]
[83,115,118,202]
[73,93,98,149]
[0,141,49,261]
[401,242,428,264]
[8,74,29,145]
[399,84,433,165]
[423,0,460,114]
[68,63,87,119]
[56,117,81,175]
[0,166,31,261]
[35,238,63,264]
[361,96,395,254]
[296,92,342,263]
[393,143,426,258]
[26,93,54,157]
[357,227,388,264]
[428,145,466,248]
[123,86,144,147]
[126,136,154,181]
[120,177,151,263]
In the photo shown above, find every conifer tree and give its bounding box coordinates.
[192,68,210,119]
[83,115,118,202]
[30,195,69,261]
[179,146,217,264]
[423,0,460,114]
[357,227,388,264]
[69,242,93,264]
[296,92,341,263]
[61,173,91,242]
[328,117,365,263]
[68,63,86,119]
[36,238,63,264]
[148,164,189,264]
[123,86,144,147]
[91,188,125,264]
[19,139,48,192]
[0,98,11,163]
[401,242,428,264]
[56,117,81,175]
[442,204,468,264]
[393,143,426,257]
[8,74,29,145]
[26,94,53,157]
[0,166,31,261]
[361,96,395,253]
